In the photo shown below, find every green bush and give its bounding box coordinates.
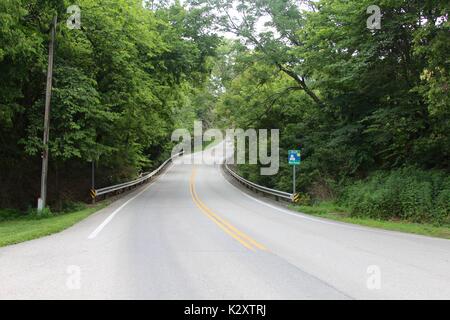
[0,209,23,222]
[60,201,87,213]
[341,167,450,224]
[296,193,312,206]
[0,202,89,223]
[0,207,53,222]
[26,207,54,220]
[435,189,450,224]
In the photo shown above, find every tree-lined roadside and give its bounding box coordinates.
[0,0,448,231]
[0,0,219,211]
[193,0,449,226]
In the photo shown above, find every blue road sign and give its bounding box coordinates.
[288,150,301,165]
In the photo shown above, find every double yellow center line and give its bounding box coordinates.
[189,167,267,251]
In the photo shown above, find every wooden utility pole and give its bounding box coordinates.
[91,160,96,204]
[38,15,57,212]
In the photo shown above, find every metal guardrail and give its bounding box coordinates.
[91,151,184,200]
[224,162,294,202]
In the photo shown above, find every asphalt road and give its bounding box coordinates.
[1,142,450,299]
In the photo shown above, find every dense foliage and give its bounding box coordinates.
[341,168,450,224]
[1,0,448,224]
[191,0,449,223]
[0,0,219,209]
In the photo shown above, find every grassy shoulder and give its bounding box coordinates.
[0,202,108,247]
[289,202,450,240]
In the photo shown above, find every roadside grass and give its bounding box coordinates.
[289,202,450,240]
[0,202,108,247]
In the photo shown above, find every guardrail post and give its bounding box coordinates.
[90,188,97,204]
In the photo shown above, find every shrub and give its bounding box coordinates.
[434,188,450,224]
[296,193,312,206]
[341,167,450,224]
[26,207,54,219]
[0,209,23,222]
[61,201,87,213]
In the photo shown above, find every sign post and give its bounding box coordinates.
[293,165,296,194]
[91,160,95,204]
[288,150,301,197]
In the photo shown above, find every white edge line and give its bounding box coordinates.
[87,163,173,239]
[219,166,449,241]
